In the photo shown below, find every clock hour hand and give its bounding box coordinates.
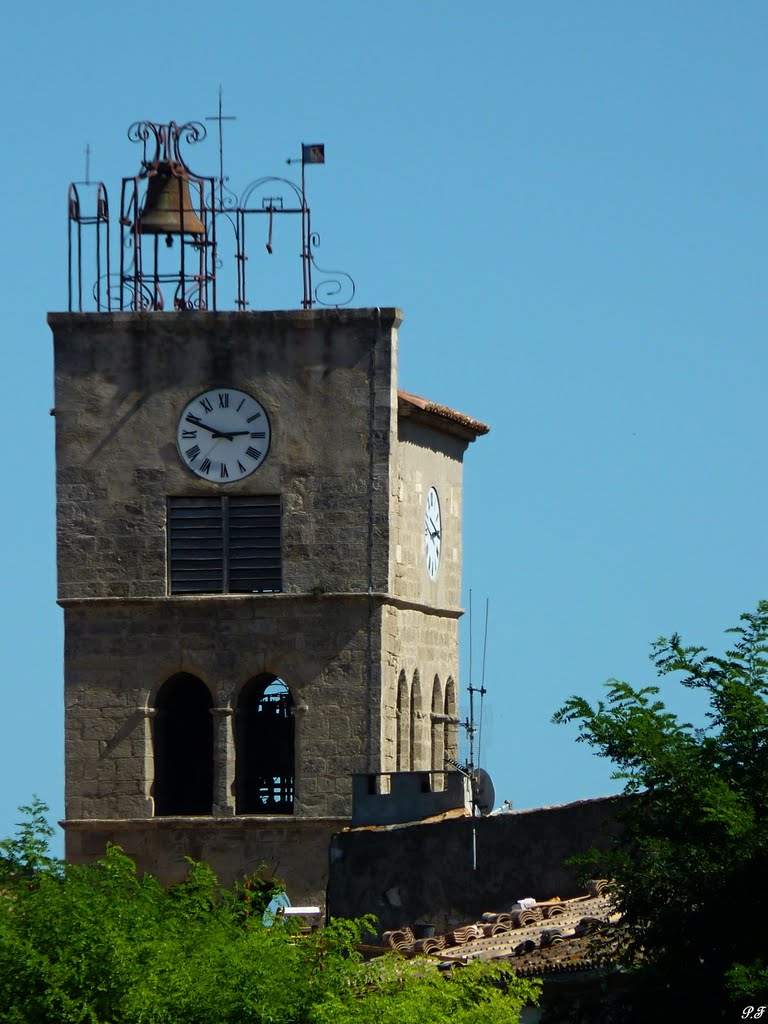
[210,429,250,440]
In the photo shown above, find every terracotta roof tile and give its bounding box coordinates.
[381,882,624,977]
[397,390,490,439]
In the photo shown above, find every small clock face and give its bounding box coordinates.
[424,486,442,581]
[177,388,271,482]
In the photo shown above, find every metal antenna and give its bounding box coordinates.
[205,86,236,212]
[460,589,489,872]
[84,144,91,185]
[468,589,474,773]
[477,598,489,771]
[463,590,487,779]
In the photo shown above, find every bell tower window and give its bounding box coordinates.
[152,673,214,816]
[236,675,295,815]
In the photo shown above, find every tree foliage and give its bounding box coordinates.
[554,601,768,1020]
[0,805,538,1024]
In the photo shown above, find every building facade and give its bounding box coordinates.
[50,307,487,901]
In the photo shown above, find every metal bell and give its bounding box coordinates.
[138,161,205,236]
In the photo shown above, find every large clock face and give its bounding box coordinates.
[177,387,271,482]
[424,486,442,581]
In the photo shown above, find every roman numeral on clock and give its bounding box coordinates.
[237,460,247,474]
[199,397,213,413]
[246,412,262,423]
[250,431,266,439]
[200,458,212,474]
[185,445,201,461]
[246,447,261,460]
[182,429,197,439]
[220,463,229,479]
[218,392,229,408]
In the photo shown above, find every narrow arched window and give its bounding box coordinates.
[152,673,213,816]
[396,671,410,771]
[444,676,458,765]
[410,670,424,769]
[431,675,444,783]
[236,675,294,814]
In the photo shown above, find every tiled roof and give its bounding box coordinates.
[381,880,622,977]
[397,390,490,439]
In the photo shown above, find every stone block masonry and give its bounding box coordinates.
[51,307,483,899]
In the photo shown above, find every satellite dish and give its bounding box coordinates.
[472,768,496,815]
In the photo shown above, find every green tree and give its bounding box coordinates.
[0,805,538,1023]
[0,796,61,878]
[554,601,768,1021]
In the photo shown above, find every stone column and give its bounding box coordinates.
[211,707,235,816]
[141,707,158,815]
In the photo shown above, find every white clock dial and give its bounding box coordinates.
[177,388,271,483]
[424,486,442,581]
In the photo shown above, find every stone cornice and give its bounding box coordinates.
[61,816,350,831]
[58,592,464,618]
[48,308,403,330]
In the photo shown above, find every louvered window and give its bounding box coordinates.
[168,496,282,594]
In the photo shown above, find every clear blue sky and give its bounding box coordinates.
[1,1,766,853]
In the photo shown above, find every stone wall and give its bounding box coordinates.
[327,795,626,935]
[391,418,466,610]
[50,309,401,602]
[64,817,345,911]
[63,595,379,821]
[351,771,471,827]
[379,604,460,772]
[51,306,480,896]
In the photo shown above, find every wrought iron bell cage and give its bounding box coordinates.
[67,117,355,313]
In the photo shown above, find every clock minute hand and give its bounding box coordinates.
[186,416,250,441]
[185,414,223,437]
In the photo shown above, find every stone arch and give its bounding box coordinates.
[431,675,444,778]
[235,674,294,814]
[152,673,214,816]
[410,670,426,769]
[396,670,410,771]
[444,676,458,764]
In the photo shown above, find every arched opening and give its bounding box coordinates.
[236,674,294,814]
[152,673,213,816]
[396,671,410,771]
[444,676,458,765]
[410,670,424,769]
[431,675,444,786]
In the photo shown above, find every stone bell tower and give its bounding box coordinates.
[54,120,487,905]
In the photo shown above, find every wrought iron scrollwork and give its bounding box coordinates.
[127,120,207,173]
[308,233,355,307]
[121,277,165,312]
[173,279,207,311]
[92,274,123,310]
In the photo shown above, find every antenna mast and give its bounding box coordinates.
[458,592,492,872]
[463,590,487,777]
